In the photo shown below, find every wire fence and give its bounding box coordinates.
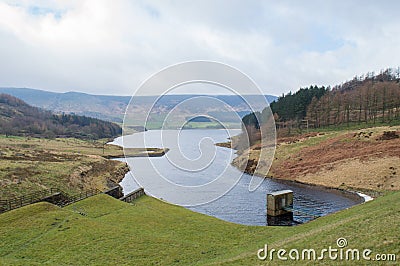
[0,188,101,213]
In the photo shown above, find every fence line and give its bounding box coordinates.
[0,186,145,214]
[0,188,101,213]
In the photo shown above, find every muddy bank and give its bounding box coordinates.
[70,157,130,190]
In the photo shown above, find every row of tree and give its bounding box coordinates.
[0,94,121,139]
[270,85,327,122]
[307,81,400,127]
[242,67,400,131]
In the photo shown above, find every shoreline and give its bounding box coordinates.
[263,175,373,203]
[248,166,372,203]
[112,134,375,204]
[103,147,169,159]
[106,133,169,159]
[216,141,376,203]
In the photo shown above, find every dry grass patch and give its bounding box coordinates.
[0,136,129,198]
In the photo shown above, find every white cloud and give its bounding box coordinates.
[0,0,400,95]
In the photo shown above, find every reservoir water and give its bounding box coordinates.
[112,129,361,226]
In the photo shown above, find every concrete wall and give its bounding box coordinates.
[267,190,293,216]
[120,188,145,203]
[103,186,123,199]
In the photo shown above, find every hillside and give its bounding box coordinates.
[0,88,277,126]
[0,192,398,265]
[242,68,400,136]
[232,126,400,195]
[0,94,121,139]
[0,88,130,123]
[0,135,130,198]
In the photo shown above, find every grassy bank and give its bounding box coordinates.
[0,136,130,198]
[0,135,171,198]
[0,193,398,265]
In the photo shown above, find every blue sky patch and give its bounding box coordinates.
[28,5,64,20]
[304,26,345,53]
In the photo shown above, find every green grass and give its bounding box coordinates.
[125,115,241,130]
[183,122,240,129]
[0,159,83,197]
[0,135,124,157]
[306,119,400,133]
[0,193,398,265]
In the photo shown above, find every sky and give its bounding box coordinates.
[0,0,400,96]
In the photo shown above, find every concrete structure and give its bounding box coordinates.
[120,187,145,203]
[104,186,123,199]
[267,190,293,216]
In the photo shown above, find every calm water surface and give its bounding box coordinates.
[112,129,361,226]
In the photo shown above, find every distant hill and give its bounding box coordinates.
[0,88,277,126]
[0,88,130,123]
[0,94,121,139]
